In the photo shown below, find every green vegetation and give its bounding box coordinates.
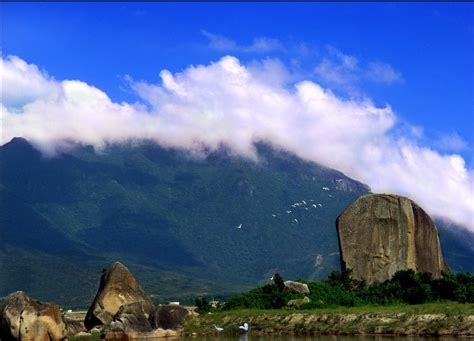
[187,271,474,336]
[1,138,473,306]
[199,270,474,312]
[0,139,369,305]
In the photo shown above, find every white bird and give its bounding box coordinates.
[213,324,224,332]
[302,200,306,205]
[305,207,308,210]
[239,323,249,332]
[293,218,299,223]
[237,224,242,229]
[286,210,292,214]
[272,214,277,217]
[318,203,323,207]
[312,204,317,208]
[322,187,330,191]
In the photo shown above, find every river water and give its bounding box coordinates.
[124,336,467,341]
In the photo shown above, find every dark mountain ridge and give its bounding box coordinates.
[0,137,472,306]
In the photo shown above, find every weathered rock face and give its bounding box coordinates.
[108,302,153,333]
[65,319,87,338]
[0,291,67,341]
[284,281,310,295]
[84,262,154,330]
[148,305,192,330]
[336,194,449,284]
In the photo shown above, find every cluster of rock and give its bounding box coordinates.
[1,193,453,340]
[337,194,450,284]
[0,262,193,340]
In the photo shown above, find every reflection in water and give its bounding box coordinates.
[239,333,249,341]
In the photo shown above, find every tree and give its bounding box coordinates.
[195,297,210,313]
[272,273,285,291]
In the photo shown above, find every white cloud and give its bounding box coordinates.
[202,30,283,53]
[0,55,62,108]
[366,62,403,84]
[314,47,403,89]
[434,132,468,152]
[1,54,473,231]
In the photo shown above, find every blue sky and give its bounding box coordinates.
[3,2,473,162]
[2,2,474,228]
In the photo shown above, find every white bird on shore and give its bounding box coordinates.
[213,324,224,332]
[237,224,242,229]
[239,322,249,332]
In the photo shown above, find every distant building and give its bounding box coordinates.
[169,301,180,305]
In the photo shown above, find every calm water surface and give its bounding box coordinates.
[124,336,471,341]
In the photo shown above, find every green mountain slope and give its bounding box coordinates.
[0,138,472,306]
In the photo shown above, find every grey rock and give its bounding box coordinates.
[108,302,153,333]
[284,281,310,294]
[149,304,192,330]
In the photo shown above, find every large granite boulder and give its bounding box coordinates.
[84,262,154,330]
[336,194,449,284]
[148,305,192,330]
[0,291,67,341]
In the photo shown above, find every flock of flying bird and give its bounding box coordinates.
[236,186,333,229]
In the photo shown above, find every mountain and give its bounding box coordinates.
[0,137,472,306]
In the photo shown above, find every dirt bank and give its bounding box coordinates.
[183,310,474,336]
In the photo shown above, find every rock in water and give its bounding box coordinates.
[149,305,192,330]
[84,262,154,330]
[105,303,183,340]
[108,302,153,333]
[0,291,67,341]
[336,194,449,284]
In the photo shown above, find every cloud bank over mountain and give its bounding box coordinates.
[1,54,473,231]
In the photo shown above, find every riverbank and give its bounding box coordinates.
[183,302,474,337]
